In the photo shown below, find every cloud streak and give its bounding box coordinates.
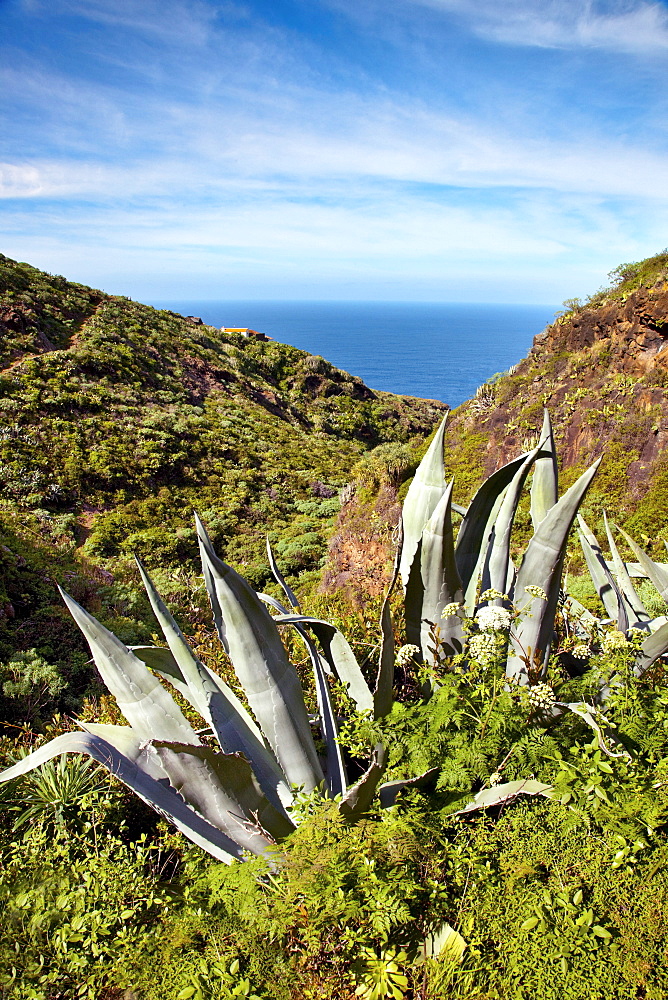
[404,0,668,53]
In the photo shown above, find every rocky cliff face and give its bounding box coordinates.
[444,273,668,538]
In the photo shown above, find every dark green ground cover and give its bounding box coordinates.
[2,634,668,999]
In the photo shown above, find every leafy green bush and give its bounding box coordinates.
[0,649,64,727]
[0,829,171,1000]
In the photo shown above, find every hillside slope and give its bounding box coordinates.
[445,250,668,540]
[0,254,445,708]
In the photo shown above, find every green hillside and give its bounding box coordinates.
[0,254,444,719]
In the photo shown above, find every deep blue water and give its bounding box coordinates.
[151,301,556,408]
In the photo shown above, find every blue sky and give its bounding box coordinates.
[1,0,668,302]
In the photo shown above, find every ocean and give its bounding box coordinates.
[151,301,556,409]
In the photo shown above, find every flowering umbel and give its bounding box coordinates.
[396,644,421,666]
[527,682,555,711]
[475,606,513,632]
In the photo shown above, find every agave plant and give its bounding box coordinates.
[577,513,668,679]
[399,410,603,684]
[0,516,417,861]
[2,410,630,857]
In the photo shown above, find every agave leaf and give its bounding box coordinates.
[634,620,668,676]
[530,409,559,530]
[462,486,508,615]
[421,923,467,964]
[258,601,374,710]
[131,645,263,744]
[131,644,208,719]
[137,559,268,741]
[256,598,327,678]
[556,703,627,758]
[59,588,198,746]
[0,729,242,863]
[81,722,288,854]
[614,525,668,603]
[308,623,372,713]
[399,415,448,589]
[406,482,463,660]
[266,536,301,611]
[375,587,396,719]
[405,540,425,652]
[378,767,439,809]
[455,453,533,599]
[196,515,324,792]
[507,459,601,681]
[149,741,294,851]
[453,779,552,816]
[257,592,291,615]
[263,609,347,794]
[577,516,626,625]
[375,527,402,719]
[483,446,542,600]
[603,513,650,626]
[339,745,387,819]
[299,635,347,798]
[130,644,291,813]
[135,564,290,810]
[624,562,668,580]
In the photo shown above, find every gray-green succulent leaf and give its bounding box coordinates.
[405,480,463,660]
[635,620,668,677]
[453,779,552,816]
[577,515,627,626]
[529,409,559,530]
[59,588,198,746]
[339,744,388,819]
[614,524,668,604]
[455,452,533,601]
[196,515,324,793]
[0,728,245,864]
[399,414,448,590]
[266,536,301,611]
[603,513,651,627]
[506,458,601,682]
[375,527,403,720]
[130,643,291,814]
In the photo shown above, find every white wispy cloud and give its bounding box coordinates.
[2,90,668,202]
[405,0,668,53]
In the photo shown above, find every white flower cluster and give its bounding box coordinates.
[468,632,503,666]
[524,585,548,601]
[395,643,420,666]
[601,630,630,653]
[489,771,502,786]
[527,682,556,711]
[571,643,591,661]
[441,602,463,619]
[475,606,513,632]
[479,588,507,602]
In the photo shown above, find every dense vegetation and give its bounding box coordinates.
[3,534,668,998]
[2,252,668,999]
